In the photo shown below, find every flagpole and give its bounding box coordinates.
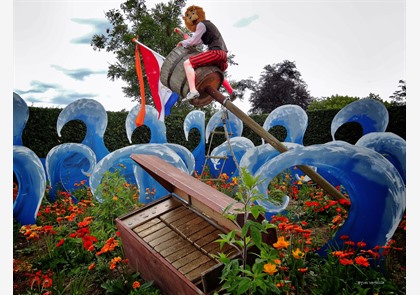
[132,38,165,60]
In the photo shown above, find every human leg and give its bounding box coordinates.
[183,59,199,100]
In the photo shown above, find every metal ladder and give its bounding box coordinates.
[199,107,241,182]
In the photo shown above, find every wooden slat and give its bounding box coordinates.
[175,215,206,234]
[160,206,190,223]
[159,243,191,258]
[184,260,217,282]
[147,228,178,246]
[178,255,212,275]
[194,230,221,248]
[119,197,181,228]
[164,243,198,264]
[174,218,210,239]
[154,235,186,252]
[134,220,167,238]
[133,218,161,233]
[172,250,204,269]
[170,211,197,228]
[187,225,217,243]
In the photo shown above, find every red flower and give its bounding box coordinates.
[56,238,65,248]
[357,241,366,248]
[355,256,370,267]
[339,258,354,266]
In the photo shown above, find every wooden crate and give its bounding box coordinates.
[117,195,240,294]
[116,154,244,294]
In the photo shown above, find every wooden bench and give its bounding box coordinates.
[116,154,243,294]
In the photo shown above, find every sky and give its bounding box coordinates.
[12,0,407,115]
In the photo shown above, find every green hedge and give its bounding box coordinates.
[22,106,406,158]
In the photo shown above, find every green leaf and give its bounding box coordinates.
[237,278,252,294]
[250,225,262,249]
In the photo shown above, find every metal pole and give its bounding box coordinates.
[205,85,348,202]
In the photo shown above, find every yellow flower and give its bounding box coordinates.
[263,263,278,275]
[273,236,290,250]
[292,248,305,259]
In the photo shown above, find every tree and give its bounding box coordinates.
[389,80,406,106]
[307,95,360,111]
[247,60,311,114]
[91,0,186,105]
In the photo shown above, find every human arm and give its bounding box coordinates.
[174,27,189,40]
[179,22,206,48]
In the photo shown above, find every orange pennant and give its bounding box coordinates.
[134,40,146,127]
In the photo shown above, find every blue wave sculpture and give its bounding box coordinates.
[45,143,97,201]
[209,137,255,179]
[13,145,46,225]
[356,132,406,183]
[262,104,308,145]
[89,144,188,203]
[163,143,195,175]
[205,109,243,143]
[184,110,206,174]
[331,98,389,140]
[240,142,303,175]
[126,105,167,144]
[13,92,29,146]
[57,98,110,161]
[254,141,405,252]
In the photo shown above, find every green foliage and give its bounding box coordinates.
[90,169,140,233]
[307,95,360,111]
[214,168,280,295]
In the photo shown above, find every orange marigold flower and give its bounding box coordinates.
[132,281,141,289]
[273,259,281,265]
[331,251,345,258]
[332,215,343,223]
[355,256,370,267]
[273,236,290,250]
[292,248,304,259]
[111,256,122,264]
[263,263,278,275]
